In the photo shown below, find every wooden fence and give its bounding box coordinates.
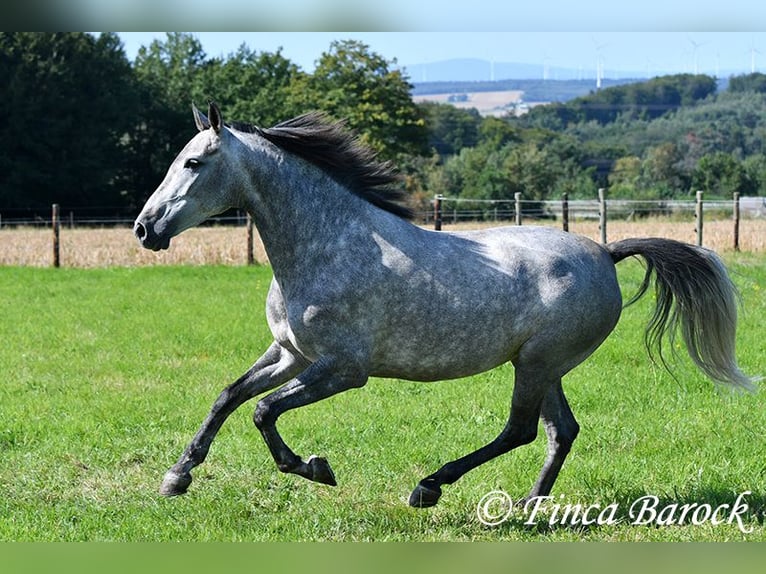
[431,191,755,251]
[0,192,763,268]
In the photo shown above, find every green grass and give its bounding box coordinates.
[0,257,763,541]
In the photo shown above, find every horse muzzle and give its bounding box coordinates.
[133,219,171,251]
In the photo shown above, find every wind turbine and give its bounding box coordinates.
[749,44,761,73]
[688,35,707,74]
[592,37,608,89]
[542,53,551,81]
[645,57,654,79]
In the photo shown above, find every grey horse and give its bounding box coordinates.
[134,102,755,508]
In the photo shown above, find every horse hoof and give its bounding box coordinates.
[159,471,192,496]
[408,481,442,508]
[307,455,337,486]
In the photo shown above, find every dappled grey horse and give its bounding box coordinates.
[134,102,755,508]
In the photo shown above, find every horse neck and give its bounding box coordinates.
[236,133,394,280]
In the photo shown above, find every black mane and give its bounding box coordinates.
[230,113,414,220]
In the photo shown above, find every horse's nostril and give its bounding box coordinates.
[134,221,147,241]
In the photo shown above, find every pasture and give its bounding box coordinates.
[0,249,764,541]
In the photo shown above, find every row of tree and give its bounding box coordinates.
[2,32,766,221]
[0,32,427,216]
[418,74,766,210]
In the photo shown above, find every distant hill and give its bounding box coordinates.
[411,78,641,103]
[402,57,647,84]
[403,58,740,104]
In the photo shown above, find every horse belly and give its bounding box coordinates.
[368,287,524,382]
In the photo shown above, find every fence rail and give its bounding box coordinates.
[0,193,764,267]
[425,195,764,224]
[427,191,764,252]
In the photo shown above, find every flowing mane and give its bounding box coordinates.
[230,113,414,220]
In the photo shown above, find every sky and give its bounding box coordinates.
[117,32,766,80]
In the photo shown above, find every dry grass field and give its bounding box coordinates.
[0,217,764,268]
[412,90,525,117]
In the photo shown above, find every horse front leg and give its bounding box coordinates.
[252,356,368,486]
[160,341,307,496]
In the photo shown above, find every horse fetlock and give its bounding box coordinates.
[276,455,337,486]
[159,470,193,496]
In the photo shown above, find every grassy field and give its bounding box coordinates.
[0,255,764,541]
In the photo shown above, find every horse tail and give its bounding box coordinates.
[607,238,757,391]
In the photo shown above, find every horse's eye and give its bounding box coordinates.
[184,158,202,169]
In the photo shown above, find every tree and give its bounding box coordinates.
[290,39,429,161]
[206,44,303,127]
[420,101,481,156]
[521,74,717,127]
[741,154,766,195]
[640,142,688,197]
[128,33,211,205]
[727,72,766,94]
[0,32,139,212]
[477,116,522,149]
[133,32,209,109]
[692,152,747,196]
[608,156,642,197]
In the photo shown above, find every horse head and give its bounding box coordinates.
[134,102,238,251]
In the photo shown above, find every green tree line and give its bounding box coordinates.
[0,32,426,218]
[420,72,766,213]
[2,32,765,221]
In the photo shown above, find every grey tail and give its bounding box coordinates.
[607,238,757,391]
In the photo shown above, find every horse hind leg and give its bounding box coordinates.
[409,366,554,508]
[524,378,579,501]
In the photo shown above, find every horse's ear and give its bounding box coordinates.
[208,101,223,135]
[192,104,210,132]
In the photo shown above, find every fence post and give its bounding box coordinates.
[598,188,607,244]
[52,203,60,268]
[562,192,569,232]
[514,192,522,226]
[733,191,740,252]
[246,212,255,265]
[434,194,443,231]
[695,190,704,247]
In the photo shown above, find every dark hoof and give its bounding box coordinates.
[307,455,337,486]
[159,471,192,496]
[408,480,442,508]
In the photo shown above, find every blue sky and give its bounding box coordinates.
[118,32,766,79]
